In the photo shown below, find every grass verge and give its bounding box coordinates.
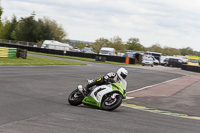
[28,51,137,65]
[0,56,86,66]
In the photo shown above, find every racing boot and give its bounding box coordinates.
[78,78,102,96]
[77,85,88,96]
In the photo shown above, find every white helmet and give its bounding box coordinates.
[117,67,128,80]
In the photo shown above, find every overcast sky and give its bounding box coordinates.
[2,0,200,51]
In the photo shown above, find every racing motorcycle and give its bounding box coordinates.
[68,79,126,111]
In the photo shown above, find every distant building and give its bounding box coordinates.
[124,50,144,64]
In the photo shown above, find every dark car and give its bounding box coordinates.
[165,58,186,68]
[161,58,169,66]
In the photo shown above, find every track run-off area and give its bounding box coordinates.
[0,54,200,133]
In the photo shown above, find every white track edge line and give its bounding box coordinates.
[127,75,188,94]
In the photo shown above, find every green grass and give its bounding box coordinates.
[0,56,86,66]
[28,51,137,65]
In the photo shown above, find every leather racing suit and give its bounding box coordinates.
[84,72,118,93]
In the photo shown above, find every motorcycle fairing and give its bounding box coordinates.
[112,82,126,99]
[82,81,126,107]
[82,84,113,107]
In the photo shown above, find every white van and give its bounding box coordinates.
[99,47,115,56]
[41,40,73,51]
[143,55,159,65]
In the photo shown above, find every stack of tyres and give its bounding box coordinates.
[20,49,27,59]
[0,47,17,58]
[8,48,17,58]
[0,47,9,57]
[16,48,27,59]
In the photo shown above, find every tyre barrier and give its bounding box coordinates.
[0,47,17,58]
[181,64,200,73]
[16,48,27,59]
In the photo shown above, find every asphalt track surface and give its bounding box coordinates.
[0,55,200,133]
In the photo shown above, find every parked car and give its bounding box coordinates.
[81,47,94,54]
[72,47,81,52]
[187,59,199,66]
[161,58,169,66]
[142,57,154,67]
[187,56,200,66]
[165,58,186,68]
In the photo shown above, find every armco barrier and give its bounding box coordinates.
[181,64,200,73]
[95,56,106,62]
[0,43,135,64]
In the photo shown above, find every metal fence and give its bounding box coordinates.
[0,39,38,47]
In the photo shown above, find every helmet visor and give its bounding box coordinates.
[120,72,127,79]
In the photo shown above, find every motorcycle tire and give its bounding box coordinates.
[68,89,84,106]
[101,94,122,111]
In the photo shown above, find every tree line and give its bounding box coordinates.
[0,10,66,45]
[0,7,199,56]
[76,37,200,56]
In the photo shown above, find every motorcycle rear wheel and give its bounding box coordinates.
[68,89,84,106]
[101,94,122,111]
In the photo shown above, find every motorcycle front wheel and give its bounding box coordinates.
[101,93,122,111]
[68,89,84,106]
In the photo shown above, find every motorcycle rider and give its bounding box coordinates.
[78,67,128,96]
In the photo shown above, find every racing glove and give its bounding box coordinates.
[103,72,116,83]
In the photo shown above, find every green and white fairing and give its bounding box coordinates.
[82,81,126,107]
